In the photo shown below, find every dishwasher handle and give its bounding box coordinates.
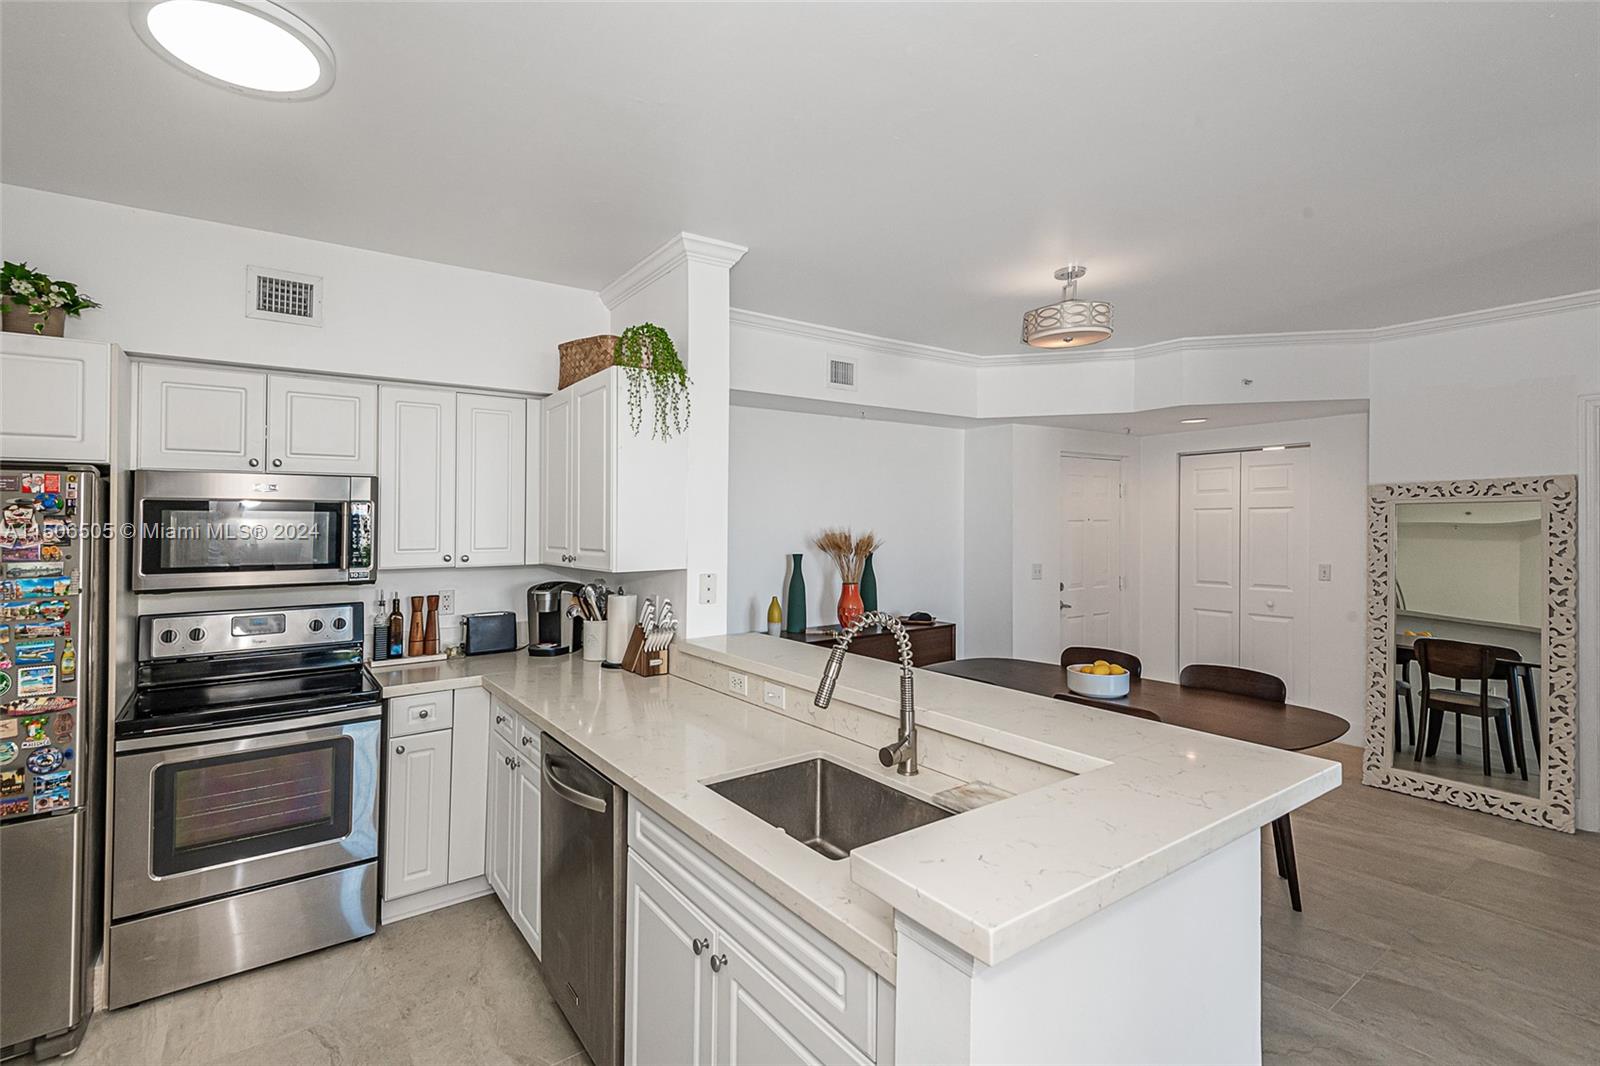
[543,758,608,813]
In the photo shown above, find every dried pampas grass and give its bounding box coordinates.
[812,528,881,583]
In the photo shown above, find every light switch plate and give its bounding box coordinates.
[1317,564,1332,582]
[699,572,717,604]
[763,681,785,709]
[1030,563,1043,580]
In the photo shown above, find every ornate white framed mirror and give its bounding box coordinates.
[1364,475,1577,832]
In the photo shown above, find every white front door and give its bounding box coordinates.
[1060,456,1124,651]
[1178,452,1243,668]
[1239,449,1309,699]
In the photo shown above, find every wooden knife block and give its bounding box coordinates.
[621,624,669,676]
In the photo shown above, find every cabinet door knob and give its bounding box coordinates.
[248,458,259,468]
[520,735,532,747]
[272,458,283,468]
[709,953,727,973]
[496,715,507,725]
[395,745,406,755]
[418,708,429,718]
[461,554,470,563]
[692,938,709,956]
[443,554,452,563]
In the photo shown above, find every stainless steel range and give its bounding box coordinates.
[108,603,380,1008]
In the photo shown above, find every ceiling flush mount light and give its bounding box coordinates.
[1021,265,1113,349]
[131,0,335,100]
[1180,418,1208,424]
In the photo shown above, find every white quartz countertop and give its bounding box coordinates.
[374,635,1339,972]
[374,651,960,980]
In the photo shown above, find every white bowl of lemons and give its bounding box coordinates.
[1065,660,1132,698]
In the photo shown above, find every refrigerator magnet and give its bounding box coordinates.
[19,717,49,746]
[17,666,55,697]
[0,740,16,765]
[25,747,62,774]
[0,797,28,818]
[0,770,23,796]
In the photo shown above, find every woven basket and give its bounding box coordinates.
[558,334,620,390]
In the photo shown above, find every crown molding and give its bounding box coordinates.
[728,308,982,367]
[730,289,1600,368]
[600,232,748,309]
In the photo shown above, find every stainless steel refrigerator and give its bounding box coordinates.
[1,466,102,1059]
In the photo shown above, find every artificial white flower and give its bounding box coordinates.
[9,280,34,295]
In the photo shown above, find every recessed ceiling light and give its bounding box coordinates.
[131,0,335,100]
[1180,417,1208,424]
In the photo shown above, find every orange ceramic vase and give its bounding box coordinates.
[837,583,864,630]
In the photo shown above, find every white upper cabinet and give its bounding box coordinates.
[539,389,575,564]
[135,360,376,474]
[539,367,687,573]
[137,362,267,471]
[455,392,526,568]
[379,386,529,571]
[378,385,457,569]
[266,373,378,474]
[0,334,112,463]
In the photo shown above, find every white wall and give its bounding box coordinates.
[1137,414,1370,737]
[1397,518,1542,628]
[1,185,609,391]
[962,426,1014,658]
[727,405,966,639]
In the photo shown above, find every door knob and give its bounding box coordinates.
[395,745,405,755]
[272,459,283,468]
[1266,600,1276,609]
[1060,602,1073,610]
[691,938,709,956]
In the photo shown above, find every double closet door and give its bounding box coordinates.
[1178,448,1309,701]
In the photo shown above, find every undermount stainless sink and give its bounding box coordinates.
[707,757,955,860]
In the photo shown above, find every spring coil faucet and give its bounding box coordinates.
[814,611,918,775]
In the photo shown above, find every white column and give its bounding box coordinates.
[601,233,746,639]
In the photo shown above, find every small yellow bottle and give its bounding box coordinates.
[767,596,783,636]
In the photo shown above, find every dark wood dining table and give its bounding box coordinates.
[924,658,1350,752]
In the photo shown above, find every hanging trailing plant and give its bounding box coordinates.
[614,322,691,439]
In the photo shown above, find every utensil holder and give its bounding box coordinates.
[582,619,606,662]
[622,624,669,676]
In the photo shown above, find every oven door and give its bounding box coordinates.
[112,709,380,920]
[132,471,370,592]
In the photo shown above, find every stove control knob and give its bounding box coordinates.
[308,619,325,633]
[332,617,347,631]
[159,628,178,645]
[188,627,206,643]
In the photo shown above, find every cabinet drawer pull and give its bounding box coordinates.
[709,953,727,973]
[418,708,429,718]
[692,938,709,956]
[395,745,405,755]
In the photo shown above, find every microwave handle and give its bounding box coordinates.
[339,501,352,572]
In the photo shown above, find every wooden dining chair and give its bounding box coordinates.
[1060,647,1143,679]
[1394,646,1416,751]
[1178,664,1301,911]
[1412,639,1518,778]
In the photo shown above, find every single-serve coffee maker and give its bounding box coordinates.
[528,581,585,656]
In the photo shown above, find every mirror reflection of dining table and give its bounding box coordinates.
[923,658,1350,752]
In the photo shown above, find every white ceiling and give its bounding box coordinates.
[4,3,1596,355]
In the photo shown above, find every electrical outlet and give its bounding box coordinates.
[763,681,786,709]
[699,572,717,605]
[728,671,749,697]
[1030,562,1043,580]
[439,588,456,614]
[1316,564,1332,583]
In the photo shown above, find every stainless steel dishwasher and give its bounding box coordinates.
[540,733,627,1066]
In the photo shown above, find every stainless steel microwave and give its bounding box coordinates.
[132,471,375,592]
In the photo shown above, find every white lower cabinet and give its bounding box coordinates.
[384,729,453,899]
[626,807,882,1065]
[626,853,715,1066]
[485,702,541,956]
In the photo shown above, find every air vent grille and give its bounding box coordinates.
[827,358,857,390]
[246,266,323,326]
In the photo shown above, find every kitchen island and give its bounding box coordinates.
[376,634,1338,1065]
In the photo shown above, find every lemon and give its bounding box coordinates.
[1108,664,1127,676]
[1091,664,1112,676]
[1093,659,1110,668]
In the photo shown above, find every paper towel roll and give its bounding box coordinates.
[605,595,638,665]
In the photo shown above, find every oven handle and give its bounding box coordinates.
[543,759,608,813]
[114,703,381,753]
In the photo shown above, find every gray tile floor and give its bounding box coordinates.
[56,743,1600,1065]
[1262,743,1600,1065]
[65,896,590,1066]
